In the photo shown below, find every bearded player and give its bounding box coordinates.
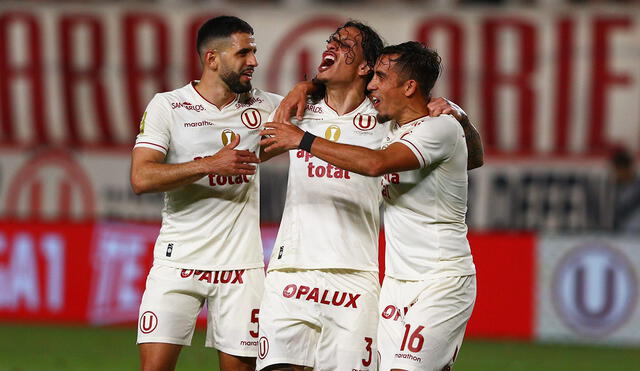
[131,16,283,371]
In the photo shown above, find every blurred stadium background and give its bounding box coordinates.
[1,0,640,370]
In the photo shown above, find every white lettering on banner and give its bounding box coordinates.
[41,234,65,311]
[88,223,156,325]
[0,232,65,312]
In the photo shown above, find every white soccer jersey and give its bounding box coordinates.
[134,82,282,270]
[382,114,475,280]
[268,98,388,272]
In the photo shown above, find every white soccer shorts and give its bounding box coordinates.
[256,269,380,371]
[378,275,476,371]
[137,264,264,357]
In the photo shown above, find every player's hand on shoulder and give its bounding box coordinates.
[427,97,468,123]
[260,121,305,153]
[273,81,314,124]
[199,134,259,176]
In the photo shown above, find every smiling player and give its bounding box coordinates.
[262,41,479,371]
[131,16,283,371]
[256,20,483,370]
[256,21,386,371]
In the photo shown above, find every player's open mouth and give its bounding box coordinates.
[241,69,254,79]
[318,52,336,72]
[370,96,380,107]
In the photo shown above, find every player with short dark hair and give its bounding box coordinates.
[131,15,283,371]
[262,41,479,371]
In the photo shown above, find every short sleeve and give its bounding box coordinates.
[134,94,171,155]
[394,115,461,168]
[253,90,283,121]
[263,91,284,113]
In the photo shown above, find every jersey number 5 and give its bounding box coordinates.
[250,309,259,338]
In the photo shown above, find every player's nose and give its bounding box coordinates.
[326,41,338,51]
[248,53,258,67]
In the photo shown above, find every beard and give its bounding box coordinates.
[376,112,392,123]
[221,69,252,93]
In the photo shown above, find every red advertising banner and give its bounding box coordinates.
[0,221,536,339]
[466,233,536,340]
[0,222,157,324]
[0,222,96,322]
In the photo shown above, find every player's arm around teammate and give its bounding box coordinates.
[265,41,478,371]
[263,83,484,172]
[262,66,482,172]
[426,98,483,170]
[260,98,483,175]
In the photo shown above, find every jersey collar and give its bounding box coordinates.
[321,96,372,118]
[189,81,239,112]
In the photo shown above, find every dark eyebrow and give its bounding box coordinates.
[326,35,347,47]
[237,47,257,55]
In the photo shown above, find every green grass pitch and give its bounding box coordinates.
[0,324,638,370]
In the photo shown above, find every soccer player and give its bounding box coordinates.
[256,21,386,371]
[261,42,478,371]
[130,16,283,371]
[257,23,482,370]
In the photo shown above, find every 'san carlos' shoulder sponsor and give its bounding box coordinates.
[171,101,205,112]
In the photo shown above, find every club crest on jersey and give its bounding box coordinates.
[221,129,237,145]
[325,125,341,141]
[241,108,262,129]
[353,113,377,131]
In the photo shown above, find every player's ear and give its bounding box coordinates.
[358,62,371,77]
[204,50,219,70]
[404,79,417,97]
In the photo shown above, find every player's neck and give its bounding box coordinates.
[396,101,430,126]
[194,77,237,110]
[324,84,366,116]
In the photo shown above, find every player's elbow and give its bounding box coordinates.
[130,180,144,195]
[363,158,387,177]
[130,173,149,195]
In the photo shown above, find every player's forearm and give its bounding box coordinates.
[460,118,484,170]
[309,137,384,177]
[131,160,206,194]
